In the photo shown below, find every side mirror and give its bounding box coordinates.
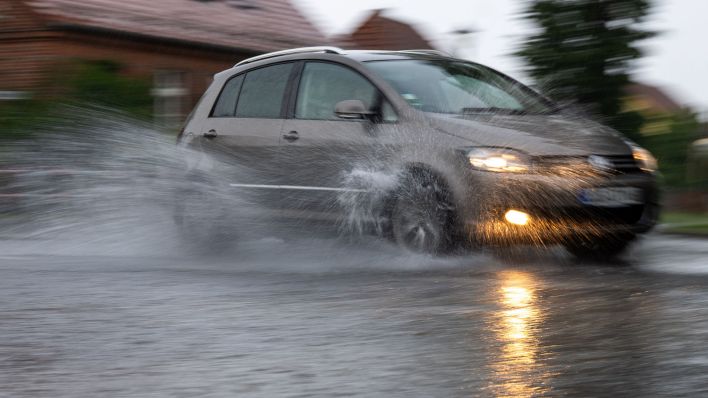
[335,100,375,120]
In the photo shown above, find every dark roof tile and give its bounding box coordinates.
[26,0,326,52]
[625,83,684,114]
[341,10,433,51]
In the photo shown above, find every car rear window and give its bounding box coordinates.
[235,63,292,118]
[211,75,244,117]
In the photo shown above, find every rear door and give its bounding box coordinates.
[196,62,295,206]
[279,61,398,218]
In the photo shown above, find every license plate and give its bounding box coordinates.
[579,187,643,207]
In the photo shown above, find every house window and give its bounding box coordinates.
[0,91,30,101]
[152,70,188,129]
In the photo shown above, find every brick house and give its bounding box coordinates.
[0,0,325,126]
[338,9,434,51]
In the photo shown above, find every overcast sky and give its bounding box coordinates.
[293,0,708,116]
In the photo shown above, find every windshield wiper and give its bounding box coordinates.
[461,107,528,115]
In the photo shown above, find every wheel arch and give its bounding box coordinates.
[380,162,460,226]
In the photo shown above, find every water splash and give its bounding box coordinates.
[0,105,251,255]
[337,166,401,236]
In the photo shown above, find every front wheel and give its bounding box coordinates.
[390,171,456,254]
[564,234,635,261]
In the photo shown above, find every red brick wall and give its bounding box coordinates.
[664,191,708,213]
[0,0,55,92]
[41,31,249,106]
[2,32,252,108]
[1,0,255,109]
[0,36,57,92]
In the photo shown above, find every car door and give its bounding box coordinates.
[195,62,294,207]
[279,61,398,218]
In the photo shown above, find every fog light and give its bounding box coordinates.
[505,210,530,226]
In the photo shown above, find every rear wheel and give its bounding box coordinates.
[390,170,456,254]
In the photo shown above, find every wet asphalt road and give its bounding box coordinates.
[1,233,708,397]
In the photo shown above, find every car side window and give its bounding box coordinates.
[296,62,378,120]
[235,63,292,118]
[211,75,244,117]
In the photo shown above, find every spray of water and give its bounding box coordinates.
[336,166,401,236]
[1,106,246,254]
[0,106,480,269]
[0,102,644,264]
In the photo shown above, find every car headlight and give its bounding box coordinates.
[631,145,658,173]
[465,147,531,173]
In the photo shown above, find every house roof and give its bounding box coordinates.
[625,83,684,114]
[339,9,434,51]
[25,0,326,53]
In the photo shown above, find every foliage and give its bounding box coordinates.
[661,212,708,235]
[516,0,655,139]
[0,99,51,140]
[64,60,152,118]
[1,60,152,141]
[641,111,701,187]
[687,133,708,189]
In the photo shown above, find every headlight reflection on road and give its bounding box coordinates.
[489,271,551,397]
[502,286,534,341]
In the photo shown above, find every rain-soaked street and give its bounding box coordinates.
[1,232,707,397]
[3,0,708,395]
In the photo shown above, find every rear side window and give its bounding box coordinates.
[235,63,293,118]
[296,62,377,120]
[211,75,244,117]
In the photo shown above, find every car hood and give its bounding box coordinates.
[427,112,633,156]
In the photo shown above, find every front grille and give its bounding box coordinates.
[533,155,641,175]
[532,205,645,225]
[533,156,589,175]
[605,155,641,173]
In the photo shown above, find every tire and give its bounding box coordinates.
[564,234,635,261]
[173,177,236,254]
[390,170,456,254]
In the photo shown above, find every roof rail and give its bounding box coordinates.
[236,46,345,67]
[399,49,453,57]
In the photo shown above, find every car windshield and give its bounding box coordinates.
[365,59,554,115]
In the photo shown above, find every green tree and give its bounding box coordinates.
[65,60,152,118]
[1,60,153,141]
[516,0,655,140]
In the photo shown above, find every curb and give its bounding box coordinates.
[655,224,708,239]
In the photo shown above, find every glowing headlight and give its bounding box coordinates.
[465,148,530,173]
[505,210,530,226]
[632,146,658,173]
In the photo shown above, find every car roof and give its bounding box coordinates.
[344,50,455,63]
[234,47,456,68]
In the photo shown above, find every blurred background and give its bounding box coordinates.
[0,0,706,232]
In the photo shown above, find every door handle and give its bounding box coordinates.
[282,131,299,142]
[204,129,217,139]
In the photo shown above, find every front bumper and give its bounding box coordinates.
[457,170,660,245]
